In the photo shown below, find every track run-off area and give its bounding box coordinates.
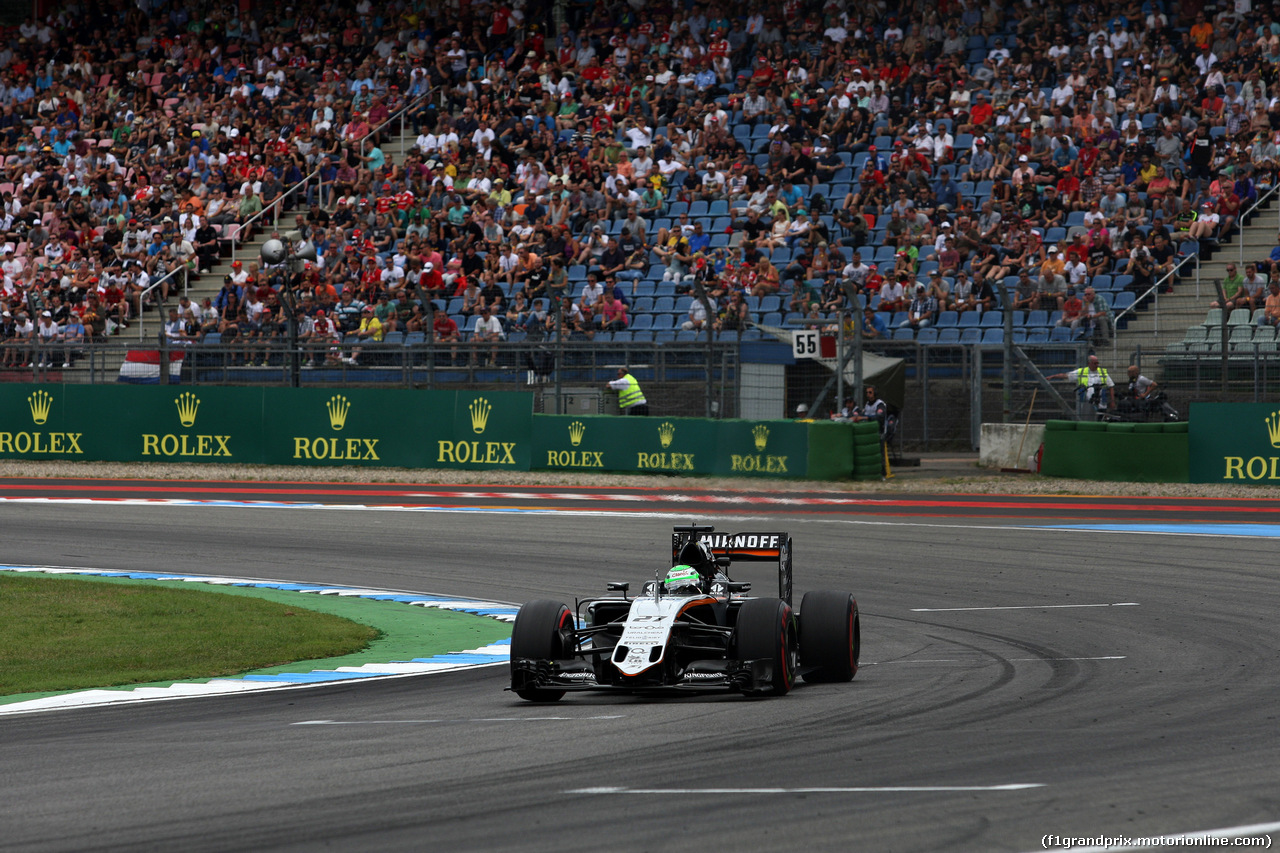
[2,476,1279,853]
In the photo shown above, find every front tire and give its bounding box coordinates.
[799,591,860,683]
[510,599,574,701]
[735,597,797,696]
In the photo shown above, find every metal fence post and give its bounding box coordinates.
[970,345,983,449]
[921,344,929,445]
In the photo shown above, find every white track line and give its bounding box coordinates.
[912,603,1140,612]
[568,784,1044,794]
[865,656,1126,665]
[295,716,627,725]
[1023,819,1280,852]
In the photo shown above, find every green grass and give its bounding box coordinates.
[0,574,379,695]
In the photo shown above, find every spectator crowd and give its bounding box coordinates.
[2,0,1280,365]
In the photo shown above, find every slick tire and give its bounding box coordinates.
[510,599,574,701]
[799,591,860,683]
[735,597,798,696]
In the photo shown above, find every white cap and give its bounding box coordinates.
[424,262,433,271]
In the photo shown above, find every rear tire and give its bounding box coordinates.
[799,591,860,683]
[735,597,797,696]
[510,599,574,701]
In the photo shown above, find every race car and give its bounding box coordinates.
[508,524,860,700]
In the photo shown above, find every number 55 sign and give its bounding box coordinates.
[792,330,820,359]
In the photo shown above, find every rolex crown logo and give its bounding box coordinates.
[469,397,492,434]
[658,421,676,449]
[327,395,351,431]
[752,424,770,451]
[568,420,586,447]
[1267,411,1280,448]
[174,392,200,428]
[27,390,52,425]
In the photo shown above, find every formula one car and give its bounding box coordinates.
[508,524,860,700]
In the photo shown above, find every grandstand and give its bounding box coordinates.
[2,0,1276,432]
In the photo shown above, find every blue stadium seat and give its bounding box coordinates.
[980,311,1004,327]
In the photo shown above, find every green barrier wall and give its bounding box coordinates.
[0,385,866,479]
[532,415,813,478]
[1041,419,1189,482]
[1189,402,1280,483]
[0,385,533,470]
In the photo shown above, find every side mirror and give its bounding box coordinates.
[725,582,751,593]
[715,555,731,567]
[606,582,629,594]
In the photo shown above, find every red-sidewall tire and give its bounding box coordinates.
[735,597,798,696]
[799,591,859,683]
[510,600,574,701]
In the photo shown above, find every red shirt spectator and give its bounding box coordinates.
[433,313,459,341]
[969,96,994,128]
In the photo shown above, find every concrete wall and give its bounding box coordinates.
[979,423,1045,470]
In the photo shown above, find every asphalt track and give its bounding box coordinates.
[3,485,1280,852]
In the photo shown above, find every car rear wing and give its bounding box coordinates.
[672,524,793,605]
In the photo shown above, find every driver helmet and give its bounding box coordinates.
[664,564,702,593]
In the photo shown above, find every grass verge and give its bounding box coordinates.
[0,574,378,695]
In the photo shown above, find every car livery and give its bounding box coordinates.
[508,524,860,700]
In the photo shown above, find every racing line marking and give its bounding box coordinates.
[911,603,1140,612]
[294,716,626,725]
[568,785,1045,794]
[864,656,1127,665]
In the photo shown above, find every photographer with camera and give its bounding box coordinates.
[1125,233,1155,295]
